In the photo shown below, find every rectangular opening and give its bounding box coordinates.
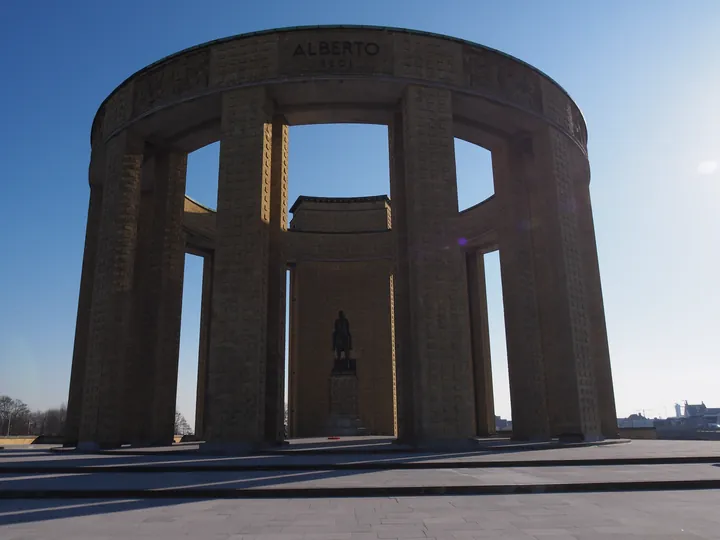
[175,253,204,436]
[455,138,494,212]
[484,250,511,432]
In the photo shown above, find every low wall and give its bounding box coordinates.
[0,436,38,445]
[617,427,657,440]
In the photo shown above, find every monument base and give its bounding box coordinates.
[327,363,362,436]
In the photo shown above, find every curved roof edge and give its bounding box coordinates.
[91,24,586,143]
[184,194,216,213]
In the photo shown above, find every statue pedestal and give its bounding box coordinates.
[327,361,361,436]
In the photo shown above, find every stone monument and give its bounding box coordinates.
[65,26,617,450]
[328,310,361,435]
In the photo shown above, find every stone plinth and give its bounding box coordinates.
[327,367,362,436]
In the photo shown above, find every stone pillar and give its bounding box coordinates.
[123,163,156,445]
[203,87,273,450]
[122,150,187,446]
[493,139,551,441]
[393,86,476,444]
[64,161,103,446]
[145,150,188,444]
[78,131,143,449]
[501,128,603,441]
[388,112,415,443]
[529,129,601,440]
[466,250,495,436]
[576,181,618,438]
[194,254,213,440]
[264,116,289,444]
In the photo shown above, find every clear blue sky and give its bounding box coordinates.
[1,1,718,427]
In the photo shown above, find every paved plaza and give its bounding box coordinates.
[2,492,720,539]
[3,440,720,538]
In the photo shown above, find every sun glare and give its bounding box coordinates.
[697,160,718,175]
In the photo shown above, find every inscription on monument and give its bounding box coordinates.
[292,41,380,70]
[279,33,392,76]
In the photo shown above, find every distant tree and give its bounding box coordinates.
[0,396,30,436]
[174,410,192,435]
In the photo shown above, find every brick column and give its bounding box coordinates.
[122,150,187,446]
[388,112,416,443]
[194,254,213,440]
[531,129,601,440]
[493,139,551,441]
[203,87,273,450]
[145,150,188,444]
[506,128,603,441]
[64,158,104,446]
[123,157,156,445]
[576,181,618,438]
[466,250,495,436]
[78,131,143,449]
[264,116,289,444]
[396,86,476,444]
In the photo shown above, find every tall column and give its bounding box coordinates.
[264,116,289,444]
[145,150,188,444]
[194,254,213,440]
[576,181,617,438]
[122,150,187,446]
[64,153,104,446]
[204,87,273,450]
[388,112,415,443]
[123,157,156,445]
[466,250,495,436]
[514,128,601,440]
[78,131,144,449]
[393,86,476,444]
[493,139,551,441]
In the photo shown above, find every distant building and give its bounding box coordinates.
[617,414,654,428]
[655,401,720,439]
[495,416,512,432]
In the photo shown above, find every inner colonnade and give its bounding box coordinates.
[64,26,617,450]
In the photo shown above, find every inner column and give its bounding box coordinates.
[388,112,416,443]
[194,253,213,440]
[145,149,188,444]
[492,138,551,441]
[264,116,289,444]
[203,87,273,450]
[394,85,476,445]
[466,250,495,436]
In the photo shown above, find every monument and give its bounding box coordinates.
[64,25,617,451]
[332,310,353,370]
[327,310,362,435]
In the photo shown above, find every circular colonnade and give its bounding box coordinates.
[64,26,616,450]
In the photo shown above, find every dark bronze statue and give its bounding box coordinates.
[332,310,352,361]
